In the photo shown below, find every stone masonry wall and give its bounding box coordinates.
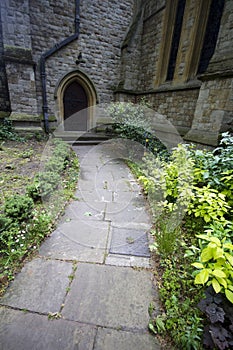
[119,5,143,91]
[31,0,134,117]
[1,0,32,49]
[186,1,233,145]
[0,5,10,117]
[185,77,233,145]
[1,0,39,122]
[5,60,38,117]
[213,0,233,56]
[140,88,200,136]
[139,0,165,90]
[1,0,134,124]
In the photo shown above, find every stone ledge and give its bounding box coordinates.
[4,45,35,65]
[199,52,233,80]
[9,112,41,122]
[114,79,201,96]
[184,129,219,146]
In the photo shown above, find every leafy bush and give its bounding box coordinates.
[191,230,233,304]
[188,186,229,224]
[221,169,233,209]
[26,138,70,201]
[3,195,34,221]
[107,101,167,155]
[192,132,233,190]
[44,158,65,173]
[130,133,233,348]
[151,256,204,349]
[150,221,181,258]
[0,139,79,291]
[0,119,24,141]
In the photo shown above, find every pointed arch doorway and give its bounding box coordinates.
[63,81,88,131]
[55,70,97,132]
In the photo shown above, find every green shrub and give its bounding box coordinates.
[107,101,167,155]
[44,158,65,173]
[0,214,12,232]
[150,220,181,258]
[192,132,233,192]
[27,139,71,201]
[0,119,24,141]
[152,257,204,349]
[191,230,233,303]
[139,144,194,226]
[3,194,34,221]
[27,171,60,200]
[188,186,229,224]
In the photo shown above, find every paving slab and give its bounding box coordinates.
[109,226,150,257]
[94,328,160,350]
[105,202,151,224]
[105,254,151,268]
[0,307,96,350]
[39,221,110,263]
[62,263,153,330]
[75,189,113,203]
[60,200,106,223]
[0,258,72,314]
[113,190,145,203]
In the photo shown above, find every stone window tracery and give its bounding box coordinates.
[155,0,225,88]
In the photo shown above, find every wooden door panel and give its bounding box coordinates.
[63,82,88,131]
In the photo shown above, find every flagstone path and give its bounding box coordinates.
[0,140,161,350]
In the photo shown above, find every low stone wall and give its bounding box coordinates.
[115,84,200,137]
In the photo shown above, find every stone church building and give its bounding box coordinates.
[0,0,232,145]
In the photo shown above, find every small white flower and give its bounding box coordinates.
[20,244,24,247]
[11,249,15,252]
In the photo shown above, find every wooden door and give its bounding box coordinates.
[63,81,88,131]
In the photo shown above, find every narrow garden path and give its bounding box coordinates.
[0,141,161,350]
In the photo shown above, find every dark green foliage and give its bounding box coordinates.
[0,119,24,141]
[26,172,60,200]
[198,287,233,349]
[3,195,34,221]
[108,101,168,157]
[112,122,167,156]
[26,138,70,201]
[131,133,233,348]
[0,214,12,232]
[192,132,233,215]
[0,138,79,291]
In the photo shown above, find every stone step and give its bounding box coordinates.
[53,130,115,145]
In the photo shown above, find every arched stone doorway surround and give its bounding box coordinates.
[55,70,98,131]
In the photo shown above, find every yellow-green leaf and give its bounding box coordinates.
[212,278,221,293]
[225,252,233,266]
[216,277,227,289]
[209,242,217,249]
[204,215,210,223]
[218,193,226,200]
[213,247,224,260]
[195,269,209,285]
[225,289,233,304]
[209,237,221,246]
[212,269,226,278]
[192,262,204,269]
[196,234,211,241]
[223,242,233,250]
[201,247,213,262]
